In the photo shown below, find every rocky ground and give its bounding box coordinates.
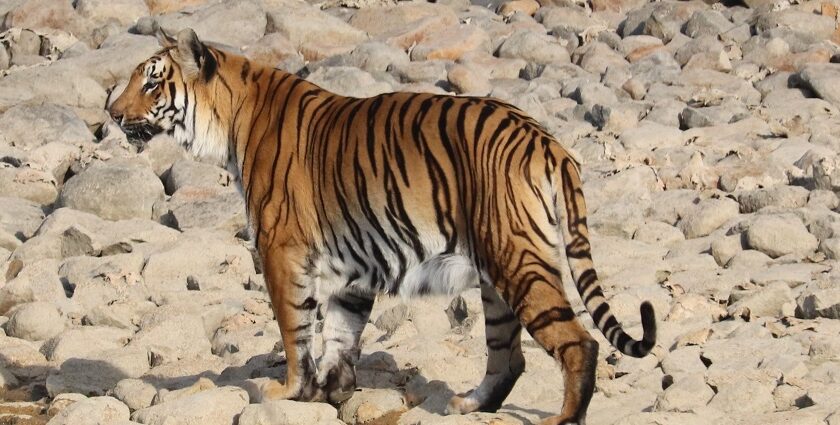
[1,0,840,424]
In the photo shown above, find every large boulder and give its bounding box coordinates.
[58,161,165,221]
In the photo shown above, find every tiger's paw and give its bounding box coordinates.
[259,380,298,402]
[445,393,481,415]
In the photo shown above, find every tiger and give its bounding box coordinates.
[107,28,656,425]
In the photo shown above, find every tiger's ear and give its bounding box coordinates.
[153,22,177,47]
[175,28,217,82]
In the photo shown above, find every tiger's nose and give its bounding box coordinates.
[109,109,123,123]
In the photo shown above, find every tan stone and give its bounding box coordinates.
[350,3,458,49]
[410,25,490,61]
[244,33,300,66]
[145,0,208,14]
[447,64,491,95]
[626,44,666,62]
[497,0,540,17]
[459,51,527,79]
[2,0,85,33]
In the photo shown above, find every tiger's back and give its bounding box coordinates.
[108,29,656,425]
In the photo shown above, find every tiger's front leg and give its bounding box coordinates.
[259,247,325,403]
[316,290,375,403]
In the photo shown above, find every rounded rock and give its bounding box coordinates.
[746,214,819,258]
[6,301,64,341]
[58,162,164,221]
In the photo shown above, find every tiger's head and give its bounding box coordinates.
[108,28,236,167]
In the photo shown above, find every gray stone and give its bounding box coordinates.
[239,400,339,425]
[46,396,130,425]
[344,41,409,74]
[737,185,809,213]
[799,64,840,108]
[727,281,795,319]
[656,373,713,412]
[46,347,150,396]
[155,0,266,47]
[0,197,44,241]
[131,387,249,425]
[746,214,818,258]
[47,393,88,417]
[339,388,405,425]
[0,103,94,151]
[40,326,132,362]
[710,234,742,267]
[619,122,683,152]
[820,238,840,260]
[58,162,165,221]
[6,301,64,341]
[684,10,734,39]
[0,335,51,379]
[797,286,840,320]
[128,310,211,364]
[497,30,570,65]
[113,378,157,411]
[0,167,59,206]
[307,66,393,98]
[164,160,234,194]
[677,198,739,239]
[163,188,246,236]
[0,260,66,316]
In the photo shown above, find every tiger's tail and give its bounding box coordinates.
[553,153,656,358]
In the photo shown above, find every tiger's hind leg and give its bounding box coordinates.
[504,267,599,425]
[259,247,325,403]
[316,289,375,404]
[447,281,525,414]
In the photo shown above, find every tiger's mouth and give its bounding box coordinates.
[120,121,164,145]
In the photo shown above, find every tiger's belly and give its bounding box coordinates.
[314,232,479,298]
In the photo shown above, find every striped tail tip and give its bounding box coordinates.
[631,301,657,357]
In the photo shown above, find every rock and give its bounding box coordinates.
[755,9,837,41]
[2,0,86,34]
[633,221,685,246]
[141,230,254,292]
[808,190,840,210]
[656,373,714,412]
[128,310,211,364]
[0,103,94,151]
[162,187,246,235]
[820,238,840,260]
[268,1,366,60]
[139,135,188,177]
[0,196,44,241]
[0,364,19,388]
[113,378,157,411]
[6,301,64,341]
[707,374,776,414]
[0,66,108,114]
[239,400,339,425]
[154,0,266,47]
[348,3,457,50]
[497,0,540,17]
[84,300,157,331]
[47,393,88,417]
[447,64,491,95]
[746,214,818,258]
[243,33,301,66]
[58,162,165,221]
[131,387,249,425]
[40,326,132,362]
[0,167,59,206]
[306,66,393,98]
[46,396,130,425]
[797,285,840,320]
[684,10,734,39]
[373,303,410,336]
[497,30,570,65]
[46,347,151,396]
[727,281,795,319]
[339,388,405,424]
[737,185,809,213]
[164,160,233,194]
[0,335,51,379]
[619,122,683,152]
[75,0,150,27]
[410,25,489,61]
[0,260,66,316]
[799,63,840,108]
[677,198,739,239]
